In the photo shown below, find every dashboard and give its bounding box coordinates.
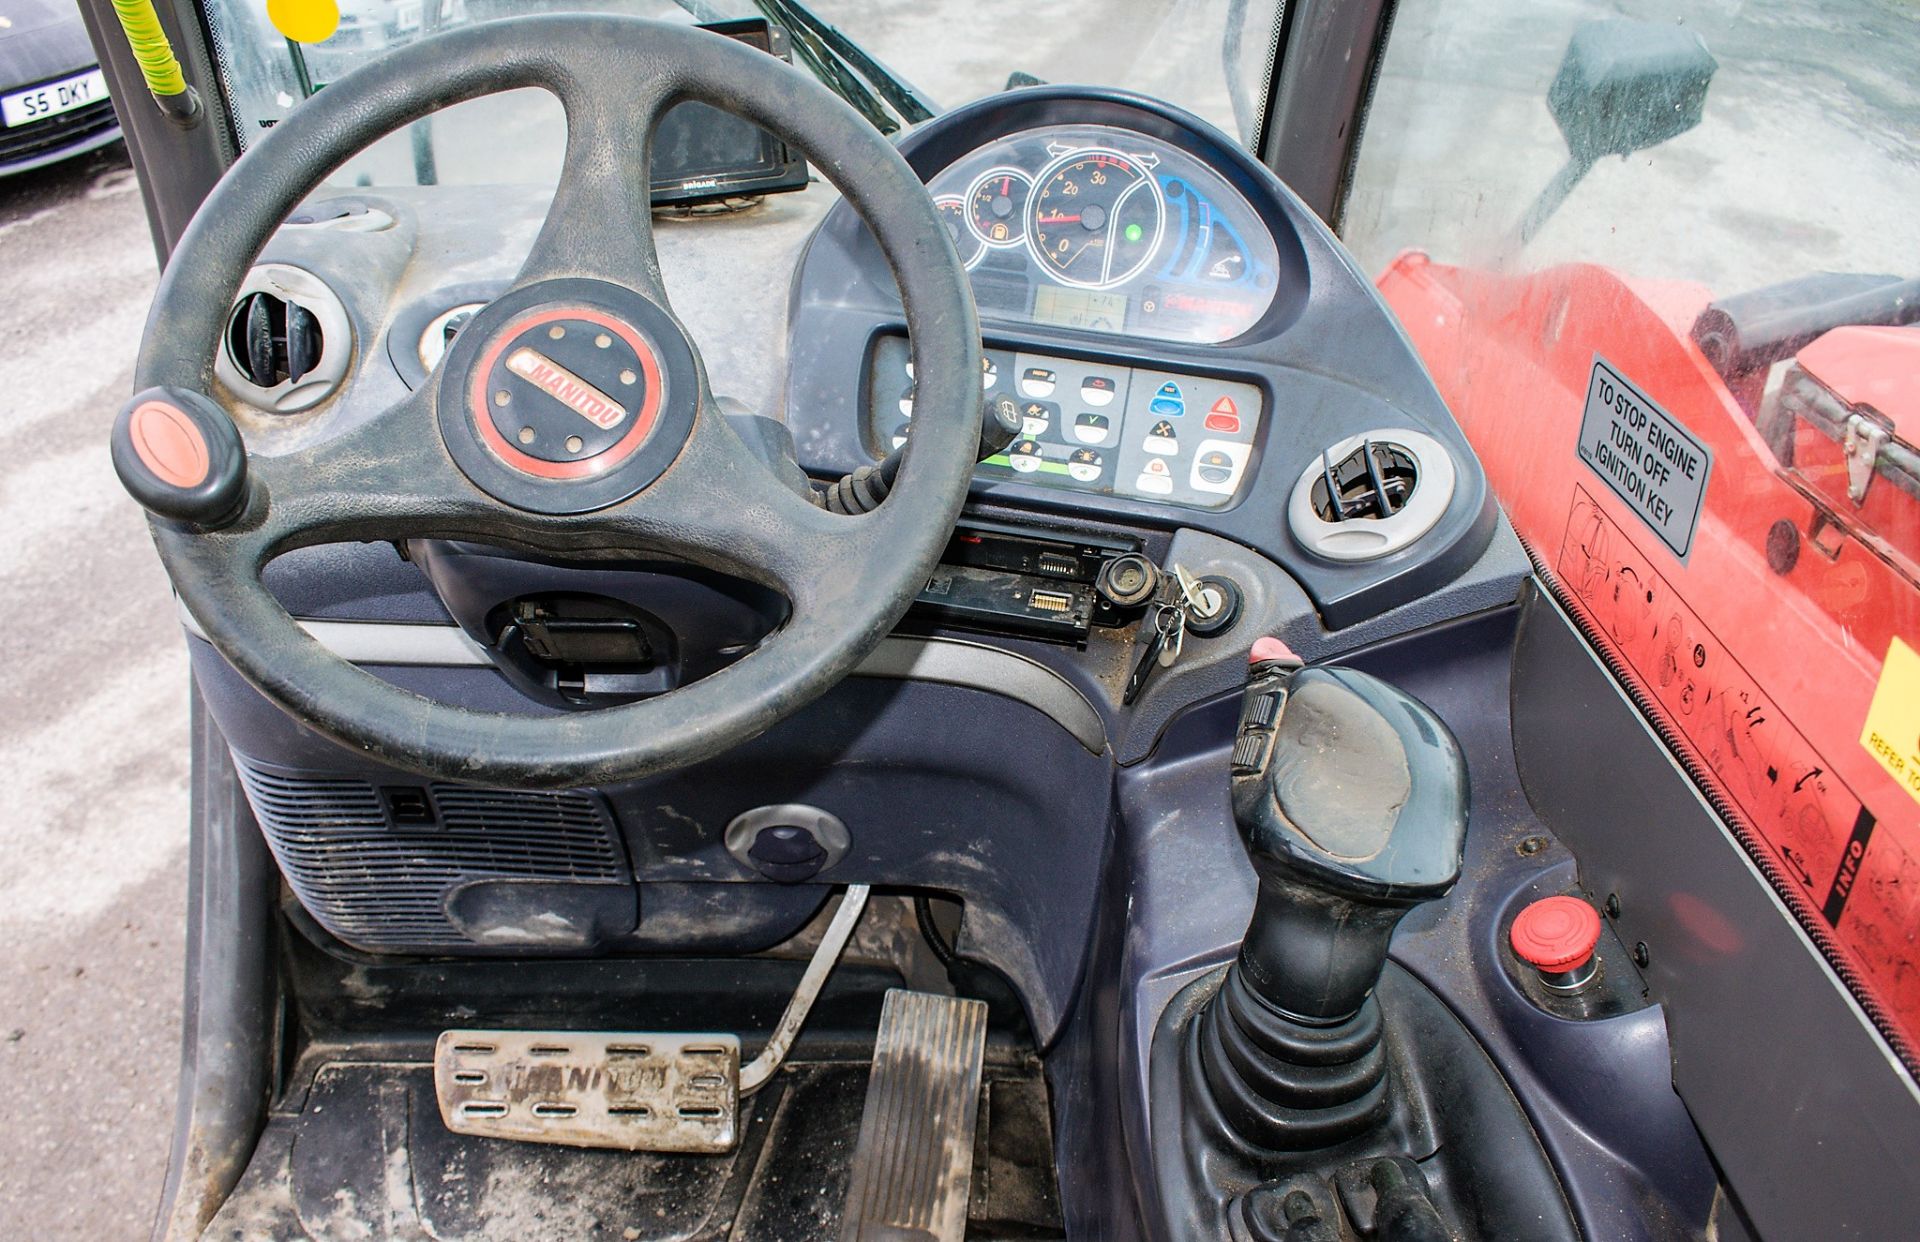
[789,87,1497,628]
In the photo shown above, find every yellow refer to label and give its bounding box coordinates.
[1861,636,1920,807]
[267,0,340,44]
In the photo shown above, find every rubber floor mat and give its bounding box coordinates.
[203,1055,1063,1240]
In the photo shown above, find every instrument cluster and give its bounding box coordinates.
[925,124,1282,344]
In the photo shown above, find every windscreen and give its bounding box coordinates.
[200,0,1287,182]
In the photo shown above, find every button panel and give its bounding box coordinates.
[870,336,1262,509]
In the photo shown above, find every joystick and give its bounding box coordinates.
[1193,643,1469,1150]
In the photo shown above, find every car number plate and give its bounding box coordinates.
[2,68,109,128]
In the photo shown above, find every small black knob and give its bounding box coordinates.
[1095,552,1161,608]
[110,386,248,528]
[980,392,1022,461]
[747,824,830,883]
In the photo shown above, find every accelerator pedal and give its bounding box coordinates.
[434,1029,741,1152]
[839,989,989,1242]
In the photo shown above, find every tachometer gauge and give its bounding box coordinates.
[934,194,987,269]
[966,167,1033,248]
[1027,148,1164,289]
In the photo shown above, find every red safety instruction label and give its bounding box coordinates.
[1557,485,1920,1044]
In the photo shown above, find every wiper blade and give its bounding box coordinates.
[752,0,935,134]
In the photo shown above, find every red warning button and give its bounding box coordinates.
[1511,896,1601,974]
[1205,395,1241,433]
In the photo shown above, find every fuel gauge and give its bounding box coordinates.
[966,167,1033,248]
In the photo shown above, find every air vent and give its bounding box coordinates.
[214,263,353,413]
[236,763,635,952]
[229,291,322,388]
[1310,439,1420,523]
[1288,429,1458,563]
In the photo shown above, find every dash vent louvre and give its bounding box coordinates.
[214,264,353,413]
[230,291,323,389]
[1288,428,1459,563]
[1310,438,1420,523]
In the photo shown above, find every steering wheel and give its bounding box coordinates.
[110,15,982,789]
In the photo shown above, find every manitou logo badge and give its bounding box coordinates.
[506,347,627,430]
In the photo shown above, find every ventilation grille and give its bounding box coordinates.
[1310,438,1418,522]
[237,765,627,950]
[227,291,322,389]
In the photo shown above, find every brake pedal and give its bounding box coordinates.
[435,1029,742,1152]
[839,989,989,1242]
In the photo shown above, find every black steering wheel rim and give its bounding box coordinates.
[134,15,982,789]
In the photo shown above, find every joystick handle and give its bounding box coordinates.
[1227,654,1468,1020]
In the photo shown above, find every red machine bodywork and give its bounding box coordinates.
[1378,253,1920,1057]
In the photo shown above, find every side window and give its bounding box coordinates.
[1341,4,1920,1059]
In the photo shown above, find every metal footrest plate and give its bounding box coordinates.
[433,1029,741,1153]
[839,989,990,1242]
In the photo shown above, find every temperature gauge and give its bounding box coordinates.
[934,194,987,269]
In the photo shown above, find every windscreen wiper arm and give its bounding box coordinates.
[751,0,936,133]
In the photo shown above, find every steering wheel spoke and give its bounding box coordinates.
[243,390,493,554]
[590,404,866,615]
[513,72,679,306]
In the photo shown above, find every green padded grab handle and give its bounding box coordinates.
[109,0,202,123]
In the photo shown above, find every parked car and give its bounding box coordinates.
[0,0,119,175]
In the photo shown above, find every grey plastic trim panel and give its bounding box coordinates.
[850,635,1107,754]
[177,602,492,666]
[177,607,1107,753]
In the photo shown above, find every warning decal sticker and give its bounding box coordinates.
[1576,357,1713,560]
[1861,637,1920,808]
[1558,487,1920,1043]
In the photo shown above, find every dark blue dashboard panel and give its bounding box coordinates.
[784,86,1497,629]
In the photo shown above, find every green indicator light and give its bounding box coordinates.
[1124,223,1144,243]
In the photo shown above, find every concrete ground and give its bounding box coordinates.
[0,140,185,1238]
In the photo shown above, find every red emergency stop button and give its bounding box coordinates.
[1511,895,1602,990]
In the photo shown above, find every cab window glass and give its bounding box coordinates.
[1342,3,1920,1055]
[201,0,1287,181]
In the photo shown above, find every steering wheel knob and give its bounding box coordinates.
[111,386,247,527]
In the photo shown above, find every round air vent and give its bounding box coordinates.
[1288,429,1458,562]
[214,264,353,413]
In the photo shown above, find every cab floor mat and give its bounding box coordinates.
[202,1055,1063,1240]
